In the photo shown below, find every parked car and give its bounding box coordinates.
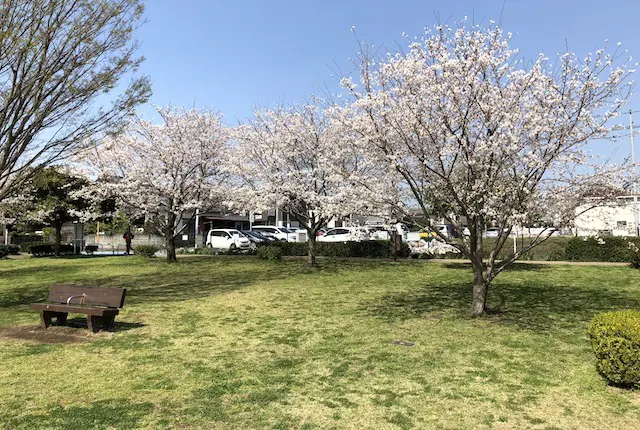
[317,227,370,242]
[419,224,470,239]
[420,225,451,239]
[364,225,391,240]
[484,227,507,238]
[206,229,251,252]
[316,228,328,236]
[251,225,298,242]
[241,230,276,243]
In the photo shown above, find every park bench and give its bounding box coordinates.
[30,284,126,333]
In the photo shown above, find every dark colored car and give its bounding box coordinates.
[241,230,276,243]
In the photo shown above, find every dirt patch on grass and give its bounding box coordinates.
[0,325,90,344]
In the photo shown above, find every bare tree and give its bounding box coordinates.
[0,0,151,201]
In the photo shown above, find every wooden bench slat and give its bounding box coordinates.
[30,303,120,316]
[47,284,126,308]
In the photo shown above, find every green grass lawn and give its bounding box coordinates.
[1,256,639,429]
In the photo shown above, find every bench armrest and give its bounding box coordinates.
[66,294,86,305]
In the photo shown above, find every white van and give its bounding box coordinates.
[206,229,251,252]
[251,226,297,242]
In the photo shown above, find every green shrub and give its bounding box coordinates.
[134,245,160,258]
[257,245,283,261]
[587,310,640,387]
[195,247,215,255]
[0,244,20,255]
[628,241,640,269]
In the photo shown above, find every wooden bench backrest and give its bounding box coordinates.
[47,284,126,308]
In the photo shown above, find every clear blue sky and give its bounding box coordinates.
[135,0,640,156]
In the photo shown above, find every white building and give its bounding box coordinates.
[574,196,640,236]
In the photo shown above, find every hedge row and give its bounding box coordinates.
[435,236,640,263]
[260,240,411,259]
[29,243,75,257]
[564,236,640,262]
[20,241,48,252]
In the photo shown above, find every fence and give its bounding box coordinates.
[88,234,165,253]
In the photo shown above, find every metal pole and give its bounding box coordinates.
[194,208,200,249]
[630,110,639,236]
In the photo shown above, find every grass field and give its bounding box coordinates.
[1,256,639,429]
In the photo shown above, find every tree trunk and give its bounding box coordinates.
[54,223,62,257]
[308,232,317,266]
[471,268,489,316]
[166,236,177,263]
[469,217,488,316]
[165,210,177,263]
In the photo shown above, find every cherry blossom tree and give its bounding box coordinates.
[82,106,230,262]
[231,102,390,266]
[340,22,634,316]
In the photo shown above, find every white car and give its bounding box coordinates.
[317,227,370,242]
[484,227,510,238]
[251,226,298,242]
[206,229,251,252]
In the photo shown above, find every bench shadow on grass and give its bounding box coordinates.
[62,317,145,332]
[366,278,640,332]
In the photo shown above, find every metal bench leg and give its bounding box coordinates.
[87,315,103,333]
[40,311,53,329]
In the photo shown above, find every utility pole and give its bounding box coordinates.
[631,110,639,236]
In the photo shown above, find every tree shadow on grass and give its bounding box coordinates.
[0,263,90,280]
[440,262,548,272]
[0,257,314,308]
[70,262,313,305]
[0,285,53,308]
[365,280,640,332]
[9,399,153,429]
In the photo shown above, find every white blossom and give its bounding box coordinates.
[79,106,231,262]
[338,21,634,315]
